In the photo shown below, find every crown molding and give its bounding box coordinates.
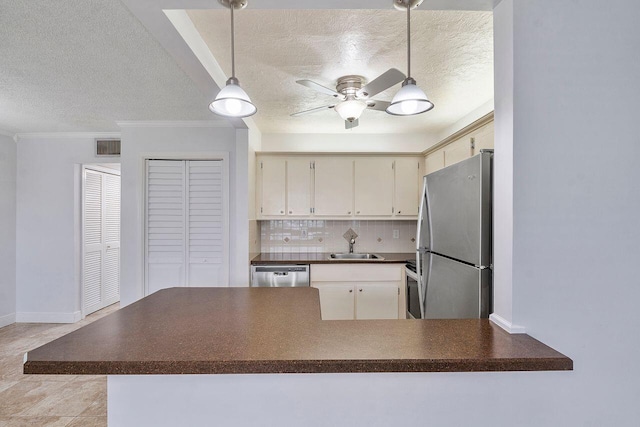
[15,132,121,142]
[422,111,494,156]
[116,120,231,128]
[0,129,17,142]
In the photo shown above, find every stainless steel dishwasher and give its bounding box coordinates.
[250,265,310,287]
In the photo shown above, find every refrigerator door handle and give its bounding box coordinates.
[416,176,430,252]
[416,251,423,318]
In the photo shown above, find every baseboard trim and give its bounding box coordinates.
[489,313,527,334]
[0,312,16,328]
[16,310,82,324]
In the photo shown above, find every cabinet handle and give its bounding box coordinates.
[348,211,351,215]
[398,211,401,214]
[357,211,360,214]
[349,289,353,293]
[359,289,363,292]
[280,211,284,214]
[289,211,292,214]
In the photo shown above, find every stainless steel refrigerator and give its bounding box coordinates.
[416,150,493,319]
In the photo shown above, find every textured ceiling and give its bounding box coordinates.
[0,0,224,134]
[188,9,493,134]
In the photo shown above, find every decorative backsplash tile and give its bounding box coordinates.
[259,220,417,254]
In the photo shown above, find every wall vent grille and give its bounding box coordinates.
[96,139,121,157]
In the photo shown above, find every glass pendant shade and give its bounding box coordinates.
[386,78,434,116]
[209,78,257,118]
[334,99,368,122]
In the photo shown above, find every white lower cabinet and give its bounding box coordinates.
[315,284,355,320]
[311,264,405,320]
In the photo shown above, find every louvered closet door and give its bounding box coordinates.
[83,169,121,315]
[188,161,225,286]
[84,171,103,314]
[146,160,228,294]
[146,160,186,294]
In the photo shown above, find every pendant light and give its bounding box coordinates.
[387,0,434,116]
[209,0,257,118]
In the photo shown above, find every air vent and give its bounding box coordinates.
[96,139,121,157]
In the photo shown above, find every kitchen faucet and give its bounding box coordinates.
[349,237,356,253]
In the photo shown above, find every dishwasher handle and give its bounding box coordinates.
[254,266,308,273]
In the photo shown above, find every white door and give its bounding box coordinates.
[355,283,399,320]
[146,160,228,294]
[313,158,354,216]
[354,158,394,216]
[312,283,355,320]
[394,158,420,217]
[259,157,286,216]
[83,168,121,315]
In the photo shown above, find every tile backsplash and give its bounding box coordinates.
[260,220,417,254]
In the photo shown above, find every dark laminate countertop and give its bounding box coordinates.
[24,287,572,375]
[250,252,415,264]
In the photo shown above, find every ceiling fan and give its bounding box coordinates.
[291,69,406,129]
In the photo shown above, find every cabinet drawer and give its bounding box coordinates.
[311,264,403,282]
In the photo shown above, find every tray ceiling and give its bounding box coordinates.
[187,8,493,134]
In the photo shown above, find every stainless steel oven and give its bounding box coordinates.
[405,263,421,319]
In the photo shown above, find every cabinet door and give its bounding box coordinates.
[355,283,399,320]
[354,158,394,216]
[260,158,286,216]
[314,158,353,216]
[472,121,494,154]
[425,150,445,174]
[287,158,312,216]
[444,137,472,167]
[394,158,420,217]
[313,284,355,320]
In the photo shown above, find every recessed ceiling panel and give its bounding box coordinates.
[188,8,493,134]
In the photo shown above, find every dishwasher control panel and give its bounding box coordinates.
[250,265,310,287]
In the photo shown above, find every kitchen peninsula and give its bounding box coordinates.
[24,287,571,426]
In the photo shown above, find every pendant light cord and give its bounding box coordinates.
[230,3,236,79]
[406,1,411,78]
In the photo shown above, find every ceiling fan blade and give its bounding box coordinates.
[345,119,359,130]
[357,68,406,99]
[296,80,345,99]
[290,104,336,117]
[366,100,391,111]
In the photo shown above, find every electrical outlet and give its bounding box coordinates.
[393,229,400,239]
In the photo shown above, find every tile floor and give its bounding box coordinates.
[0,304,119,427]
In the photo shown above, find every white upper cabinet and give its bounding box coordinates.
[259,157,286,216]
[354,158,394,216]
[444,137,473,167]
[394,158,420,217]
[256,154,423,219]
[425,150,445,174]
[472,120,494,154]
[314,157,354,216]
[424,117,495,174]
[287,158,312,216]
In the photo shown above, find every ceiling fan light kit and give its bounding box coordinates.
[209,0,257,119]
[335,99,368,122]
[291,70,405,129]
[387,0,434,116]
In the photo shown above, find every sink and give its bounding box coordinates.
[328,253,385,260]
